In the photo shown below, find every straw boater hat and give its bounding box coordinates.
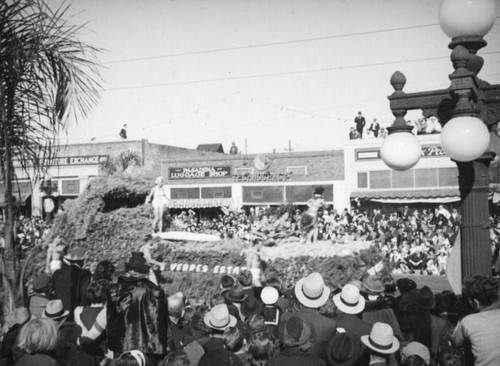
[361,322,400,354]
[204,304,237,331]
[295,272,331,308]
[43,299,70,321]
[224,284,248,303]
[362,275,385,294]
[333,284,366,315]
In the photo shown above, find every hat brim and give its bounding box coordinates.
[361,335,400,354]
[223,292,247,303]
[295,278,330,308]
[43,310,70,321]
[203,313,237,331]
[333,293,365,315]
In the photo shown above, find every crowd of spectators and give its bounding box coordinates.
[167,203,480,277]
[1,242,499,366]
[349,111,442,140]
[0,215,52,256]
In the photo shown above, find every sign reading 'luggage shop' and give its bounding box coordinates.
[169,166,231,179]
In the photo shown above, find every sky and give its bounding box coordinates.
[52,0,500,154]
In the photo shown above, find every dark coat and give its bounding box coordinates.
[266,347,326,366]
[107,274,168,355]
[52,261,91,315]
[14,353,59,366]
[333,313,372,338]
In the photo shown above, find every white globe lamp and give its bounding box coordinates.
[440,115,490,161]
[381,130,422,171]
[439,0,498,39]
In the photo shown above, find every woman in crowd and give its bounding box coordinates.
[15,318,59,366]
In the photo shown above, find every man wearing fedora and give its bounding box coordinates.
[107,252,168,364]
[361,322,400,366]
[51,247,91,319]
[282,272,337,359]
[332,284,372,338]
[198,304,243,366]
[267,315,325,366]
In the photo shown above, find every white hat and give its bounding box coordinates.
[261,286,279,305]
[361,322,400,354]
[333,284,366,315]
[295,272,330,308]
[402,342,430,365]
[203,304,237,331]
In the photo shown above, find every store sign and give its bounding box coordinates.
[356,145,446,161]
[421,145,445,157]
[169,166,231,179]
[233,172,291,182]
[15,155,108,167]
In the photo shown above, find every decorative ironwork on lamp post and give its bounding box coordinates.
[381,0,500,280]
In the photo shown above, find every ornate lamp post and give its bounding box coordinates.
[381,0,500,279]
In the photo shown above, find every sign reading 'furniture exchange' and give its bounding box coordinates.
[169,166,231,179]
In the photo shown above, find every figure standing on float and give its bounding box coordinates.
[300,186,326,244]
[145,176,169,234]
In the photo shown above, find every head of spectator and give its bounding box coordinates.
[116,350,146,366]
[396,278,417,294]
[86,280,109,305]
[210,293,226,308]
[204,304,237,334]
[278,315,312,351]
[93,260,115,282]
[261,286,279,305]
[43,299,69,325]
[124,252,150,275]
[326,332,364,366]
[383,276,397,295]
[333,283,366,315]
[168,293,185,324]
[416,286,435,312]
[362,275,385,300]
[32,273,51,294]
[223,326,245,353]
[361,322,400,355]
[64,247,86,267]
[161,350,190,366]
[265,277,283,294]
[220,275,235,294]
[295,272,330,309]
[402,342,430,365]
[248,332,275,364]
[241,295,263,320]
[16,318,58,355]
[238,270,253,289]
[224,284,248,304]
[441,352,463,366]
[464,275,499,310]
[402,355,428,366]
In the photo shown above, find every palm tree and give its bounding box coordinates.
[0,0,101,313]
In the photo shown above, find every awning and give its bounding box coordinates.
[168,198,233,209]
[0,182,32,206]
[351,188,461,204]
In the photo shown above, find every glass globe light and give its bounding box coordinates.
[439,0,498,38]
[381,131,422,171]
[440,116,490,161]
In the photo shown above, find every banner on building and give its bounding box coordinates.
[169,166,231,179]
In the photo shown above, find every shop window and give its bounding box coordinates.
[171,188,200,199]
[370,170,391,189]
[415,168,438,187]
[438,167,458,186]
[392,170,414,188]
[357,172,368,188]
[201,187,231,199]
[252,191,263,199]
[235,168,253,175]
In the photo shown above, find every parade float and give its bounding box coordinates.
[41,175,383,300]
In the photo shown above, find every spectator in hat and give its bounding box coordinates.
[402,342,430,366]
[283,272,337,358]
[362,275,401,341]
[161,350,190,366]
[267,315,325,366]
[241,295,263,321]
[14,318,59,366]
[401,355,428,366]
[361,322,400,366]
[354,111,366,139]
[107,252,168,364]
[43,299,70,326]
[325,332,366,366]
[408,286,449,365]
[261,286,281,336]
[220,275,235,297]
[111,350,146,366]
[451,276,500,366]
[202,304,237,352]
[225,284,248,320]
[332,284,372,338]
[223,326,248,365]
[29,273,53,318]
[51,246,92,318]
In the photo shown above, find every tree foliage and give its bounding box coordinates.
[0,0,101,312]
[98,150,143,176]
